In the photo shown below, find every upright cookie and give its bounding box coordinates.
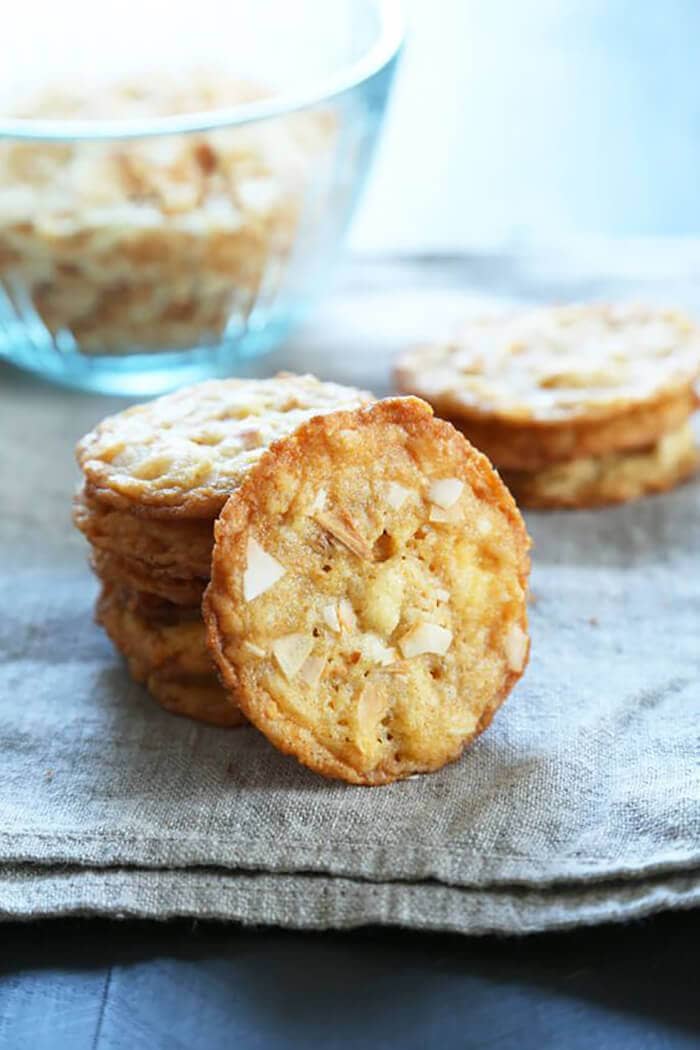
[77,373,372,519]
[205,398,531,785]
[394,304,700,470]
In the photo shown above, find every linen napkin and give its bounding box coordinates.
[1,256,698,934]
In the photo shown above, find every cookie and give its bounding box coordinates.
[502,421,698,509]
[73,485,213,577]
[96,583,245,727]
[395,304,700,470]
[147,673,247,728]
[96,582,213,680]
[112,586,203,624]
[76,374,372,519]
[442,388,696,472]
[91,548,207,606]
[205,397,531,785]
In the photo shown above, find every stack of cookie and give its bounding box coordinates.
[395,304,700,508]
[75,379,532,785]
[73,374,371,727]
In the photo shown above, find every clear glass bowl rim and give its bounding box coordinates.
[0,0,404,142]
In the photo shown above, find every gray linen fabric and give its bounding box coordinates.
[1,256,698,934]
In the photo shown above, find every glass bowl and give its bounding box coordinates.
[0,0,402,394]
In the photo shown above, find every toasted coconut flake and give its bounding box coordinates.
[428,477,464,509]
[313,509,373,560]
[309,487,327,514]
[243,537,285,601]
[386,482,413,510]
[399,622,453,658]
[355,681,390,759]
[321,603,341,633]
[504,622,528,672]
[272,633,314,680]
[299,654,326,687]
[359,633,397,666]
[338,598,357,632]
[243,641,266,658]
[357,681,388,725]
[476,515,493,536]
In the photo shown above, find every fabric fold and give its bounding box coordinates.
[2,864,698,935]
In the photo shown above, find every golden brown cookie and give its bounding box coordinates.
[445,388,696,471]
[205,397,531,785]
[96,583,245,727]
[76,374,372,519]
[502,421,698,509]
[96,582,212,680]
[112,586,203,624]
[147,673,247,728]
[73,485,214,577]
[395,304,700,470]
[91,548,207,607]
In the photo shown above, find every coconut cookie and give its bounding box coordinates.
[205,397,531,785]
[395,303,700,507]
[502,421,698,509]
[77,374,372,519]
[91,548,208,607]
[394,303,700,459]
[97,582,216,681]
[147,674,246,729]
[428,386,697,473]
[73,486,214,577]
[96,583,245,727]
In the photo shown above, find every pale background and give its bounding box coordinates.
[5,0,700,253]
[353,0,700,252]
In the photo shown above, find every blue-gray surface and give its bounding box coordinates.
[0,911,698,1050]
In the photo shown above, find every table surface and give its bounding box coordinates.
[1,909,698,1050]
[2,254,699,1050]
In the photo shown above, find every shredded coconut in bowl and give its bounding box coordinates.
[0,73,335,354]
